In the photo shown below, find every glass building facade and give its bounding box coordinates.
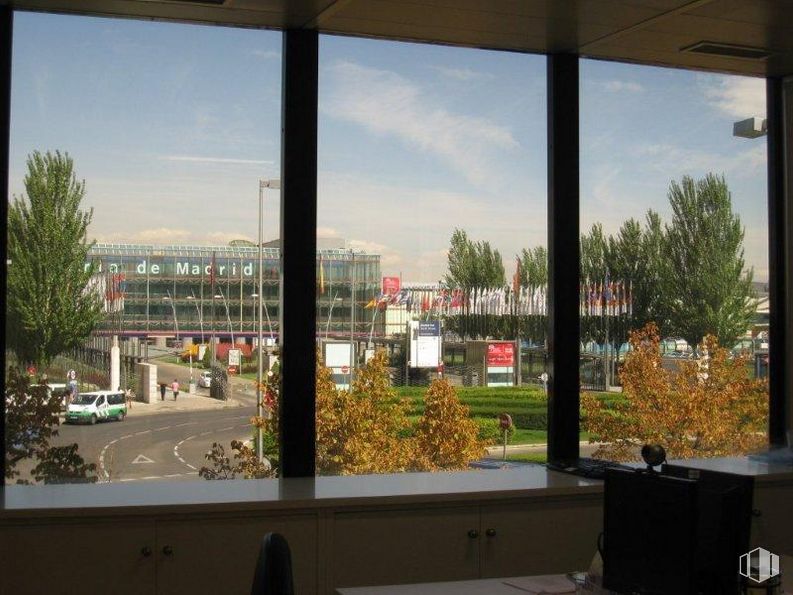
[88,243,381,340]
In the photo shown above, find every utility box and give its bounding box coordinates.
[466,341,516,387]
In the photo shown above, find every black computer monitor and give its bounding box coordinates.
[602,468,699,595]
[662,464,753,595]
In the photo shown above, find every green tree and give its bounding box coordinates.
[444,228,504,290]
[7,151,103,368]
[5,367,97,483]
[663,174,755,347]
[519,246,547,287]
[580,223,609,282]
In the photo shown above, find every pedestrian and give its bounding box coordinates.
[159,382,167,401]
[125,386,134,409]
[171,378,180,401]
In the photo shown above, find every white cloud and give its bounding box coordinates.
[321,61,518,187]
[601,80,644,93]
[318,170,545,281]
[93,228,253,246]
[317,227,341,238]
[161,155,274,166]
[252,49,280,60]
[702,75,766,119]
[637,143,765,178]
[430,65,492,81]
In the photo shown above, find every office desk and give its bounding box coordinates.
[337,574,576,594]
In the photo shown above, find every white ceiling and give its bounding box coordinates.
[3,0,792,77]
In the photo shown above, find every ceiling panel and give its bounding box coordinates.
[2,0,792,76]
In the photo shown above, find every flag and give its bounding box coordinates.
[319,254,325,295]
[512,256,521,298]
[364,298,376,309]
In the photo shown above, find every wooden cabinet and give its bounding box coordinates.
[331,506,480,589]
[0,520,156,595]
[750,483,793,554]
[329,497,604,593]
[0,514,319,595]
[480,496,602,578]
[156,513,318,595]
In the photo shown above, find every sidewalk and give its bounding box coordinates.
[123,392,245,417]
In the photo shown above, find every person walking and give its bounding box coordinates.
[159,382,167,401]
[171,378,180,401]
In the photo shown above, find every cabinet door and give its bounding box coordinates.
[0,520,156,595]
[480,496,603,578]
[751,484,793,554]
[331,506,480,589]
[155,513,318,595]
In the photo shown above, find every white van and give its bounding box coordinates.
[65,390,127,424]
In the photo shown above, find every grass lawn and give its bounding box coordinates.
[505,452,548,464]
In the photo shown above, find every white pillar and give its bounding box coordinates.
[110,335,120,391]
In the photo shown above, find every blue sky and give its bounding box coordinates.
[9,12,768,282]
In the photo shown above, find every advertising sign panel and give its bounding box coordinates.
[382,276,401,296]
[324,342,353,389]
[410,320,442,368]
[227,348,242,374]
[487,342,515,366]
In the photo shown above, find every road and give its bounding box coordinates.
[53,407,257,482]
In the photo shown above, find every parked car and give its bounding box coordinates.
[198,370,212,388]
[65,390,126,424]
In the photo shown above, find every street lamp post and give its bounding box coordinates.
[350,250,356,382]
[187,291,205,344]
[214,287,234,344]
[163,291,179,340]
[258,178,280,462]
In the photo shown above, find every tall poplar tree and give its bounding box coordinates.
[7,151,103,368]
[663,174,755,348]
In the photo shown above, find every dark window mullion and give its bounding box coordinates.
[279,29,318,477]
[547,54,580,463]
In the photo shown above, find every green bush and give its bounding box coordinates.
[476,418,515,444]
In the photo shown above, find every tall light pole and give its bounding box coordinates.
[258,178,280,462]
[163,291,179,340]
[214,287,234,344]
[349,249,356,381]
[187,291,205,344]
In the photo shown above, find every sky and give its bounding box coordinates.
[9,12,769,282]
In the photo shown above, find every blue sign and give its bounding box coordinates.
[418,321,440,336]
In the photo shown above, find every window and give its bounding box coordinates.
[579,60,769,461]
[6,12,281,485]
[315,36,547,475]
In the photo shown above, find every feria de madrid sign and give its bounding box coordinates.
[86,259,261,277]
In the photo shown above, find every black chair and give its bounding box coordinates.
[251,532,295,595]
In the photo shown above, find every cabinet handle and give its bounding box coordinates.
[486,528,497,537]
[467,529,479,539]
[162,545,174,556]
[141,546,152,558]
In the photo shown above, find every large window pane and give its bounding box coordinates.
[579,60,769,461]
[6,12,281,484]
[316,37,549,475]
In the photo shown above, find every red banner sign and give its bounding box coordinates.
[382,276,401,295]
[487,342,515,366]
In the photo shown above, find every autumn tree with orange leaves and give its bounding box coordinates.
[582,323,768,461]
[204,349,485,478]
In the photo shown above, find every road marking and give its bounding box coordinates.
[186,464,197,470]
[132,454,155,464]
[135,430,151,436]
